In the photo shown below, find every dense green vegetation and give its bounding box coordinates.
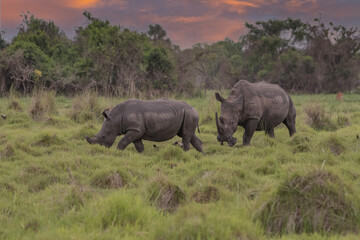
[0,13,359,96]
[1,92,360,239]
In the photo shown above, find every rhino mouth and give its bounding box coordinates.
[227,137,237,147]
[216,112,237,147]
[217,135,237,147]
[85,136,113,148]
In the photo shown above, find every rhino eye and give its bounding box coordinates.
[102,135,105,138]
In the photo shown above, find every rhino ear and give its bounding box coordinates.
[215,92,225,103]
[102,109,110,119]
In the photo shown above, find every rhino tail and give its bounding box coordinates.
[284,94,297,136]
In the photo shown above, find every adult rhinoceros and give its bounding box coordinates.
[215,80,296,146]
[85,98,204,153]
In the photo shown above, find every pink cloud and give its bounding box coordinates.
[1,0,359,48]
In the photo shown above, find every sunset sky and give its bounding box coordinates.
[1,0,359,49]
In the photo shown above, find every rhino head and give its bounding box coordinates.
[215,92,242,147]
[85,109,117,148]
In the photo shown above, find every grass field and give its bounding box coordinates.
[1,91,360,240]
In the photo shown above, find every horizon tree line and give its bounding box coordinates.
[0,12,359,97]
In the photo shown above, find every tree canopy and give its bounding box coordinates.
[0,13,359,96]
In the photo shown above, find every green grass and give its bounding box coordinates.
[1,92,360,239]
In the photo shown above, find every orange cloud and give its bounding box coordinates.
[285,0,318,11]
[222,0,259,8]
[65,0,100,8]
[206,0,261,14]
[170,15,213,24]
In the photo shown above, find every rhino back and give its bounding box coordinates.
[231,81,290,123]
[121,99,191,141]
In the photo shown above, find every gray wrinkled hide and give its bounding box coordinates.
[86,98,203,153]
[215,80,296,146]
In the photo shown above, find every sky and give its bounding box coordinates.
[1,0,359,49]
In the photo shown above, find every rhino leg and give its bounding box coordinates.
[179,108,199,152]
[265,128,275,138]
[133,139,144,153]
[283,96,297,137]
[182,138,191,151]
[283,118,296,137]
[117,131,142,151]
[243,119,259,146]
[190,135,204,154]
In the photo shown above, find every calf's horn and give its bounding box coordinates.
[85,136,94,144]
[215,112,220,132]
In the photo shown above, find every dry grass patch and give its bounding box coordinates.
[304,103,335,130]
[68,91,103,123]
[322,135,345,156]
[28,90,57,121]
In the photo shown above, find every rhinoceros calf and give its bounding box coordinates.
[215,80,296,146]
[85,98,204,153]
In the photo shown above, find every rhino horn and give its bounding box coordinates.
[215,112,220,132]
[85,136,94,144]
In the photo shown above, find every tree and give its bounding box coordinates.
[0,31,7,50]
[145,45,176,92]
[147,24,167,41]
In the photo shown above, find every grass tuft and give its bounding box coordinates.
[147,175,186,212]
[0,182,16,193]
[33,133,65,147]
[7,88,23,111]
[322,135,345,156]
[304,103,335,130]
[257,170,359,235]
[150,204,261,240]
[289,133,312,153]
[157,145,191,162]
[68,91,103,123]
[24,219,39,232]
[1,144,15,159]
[90,169,129,189]
[191,185,220,203]
[28,90,57,121]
